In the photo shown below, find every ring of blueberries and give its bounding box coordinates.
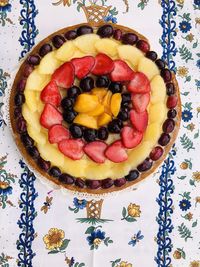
[13,23,178,191]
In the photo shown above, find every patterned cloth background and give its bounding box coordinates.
[0,0,200,266]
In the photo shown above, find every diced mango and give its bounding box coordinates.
[117,45,144,68]
[144,123,161,145]
[102,91,112,114]
[150,75,166,104]
[37,143,64,167]
[110,93,122,117]
[74,34,100,54]
[95,38,119,57]
[38,51,62,74]
[98,113,112,127]
[87,103,104,116]
[27,125,46,145]
[25,69,51,91]
[22,104,41,132]
[74,114,98,129]
[55,41,76,62]
[74,94,99,113]
[137,57,159,80]
[91,88,107,102]
[24,90,38,112]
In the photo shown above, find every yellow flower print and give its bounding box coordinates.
[186,33,194,42]
[195,18,200,26]
[0,0,9,7]
[173,250,181,259]
[128,203,141,218]
[192,171,200,182]
[190,261,200,267]
[116,261,132,267]
[177,66,188,78]
[43,228,65,250]
[176,0,184,4]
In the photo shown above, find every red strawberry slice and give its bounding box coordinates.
[91,53,114,75]
[130,109,148,132]
[52,62,74,89]
[131,92,150,113]
[84,141,107,163]
[128,72,151,93]
[121,126,143,149]
[105,140,128,163]
[48,124,70,144]
[58,139,85,160]
[40,80,61,107]
[110,60,135,82]
[71,56,95,79]
[40,103,62,129]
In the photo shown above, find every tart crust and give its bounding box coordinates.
[9,23,181,194]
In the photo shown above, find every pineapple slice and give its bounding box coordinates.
[95,38,119,57]
[55,41,76,62]
[37,143,64,167]
[74,114,98,129]
[27,125,46,145]
[74,34,100,54]
[25,69,51,91]
[61,158,87,177]
[74,94,99,113]
[38,51,62,74]
[117,45,144,69]
[68,49,86,60]
[24,90,38,112]
[150,75,166,104]
[137,57,159,80]
[84,161,112,180]
[144,123,161,145]
[22,104,41,132]
[149,102,166,124]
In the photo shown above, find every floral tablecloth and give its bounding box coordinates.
[0,1,200,266]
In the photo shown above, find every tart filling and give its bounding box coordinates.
[11,24,180,192]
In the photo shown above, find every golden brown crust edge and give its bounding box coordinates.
[9,22,181,195]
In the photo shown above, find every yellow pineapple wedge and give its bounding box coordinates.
[38,51,62,74]
[117,45,144,68]
[24,90,38,112]
[84,161,112,180]
[149,103,166,124]
[74,34,100,54]
[95,38,119,57]
[137,57,160,80]
[27,125,46,145]
[25,69,51,91]
[22,104,41,132]
[61,157,87,177]
[37,143,64,167]
[144,123,161,145]
[55,41,76,61]
[150,75,166,104]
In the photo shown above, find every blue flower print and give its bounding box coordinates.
[73,197,87,209]
[194,0,200,6]
[128,230,144,247]
[179,199,191,211]
[0,182,12,196]
[104,15,117,24]
[87,229,105,246]
[0,1,11,12]
[179,21,192,33]
[182,110,193,122]
[196,59,200,69]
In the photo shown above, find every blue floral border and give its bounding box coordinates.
[156,1,177,266]
[17,0,38,266]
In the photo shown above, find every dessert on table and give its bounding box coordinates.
[9,23,181,194]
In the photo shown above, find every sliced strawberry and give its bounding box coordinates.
[52,62,74,89]
[110,60,135,82]
[40,103,62,129]
[128,72,151,93]
[121,126,143,149]
[131,92,150,113]
[84,141,107,163]
[40,80,61,107]
[105,140,128,163]
[91,53,114,75]
[48,124,70,144]
[130,109,148,132]
[58,139,84,160]
[71,56,95,79]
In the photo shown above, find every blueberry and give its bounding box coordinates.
[137,158,153,172]
[69,124,83,138]
[14,94,25,106]
[80,77,94,92]
[117,110,129,121]
[121,93,131,103]
[63,110,77,123]
[98,127,109,140]
[97,25,114,38]
[49,167,61,178]
[59,173,75,184]
[37,157,51,171]
[166,83,175,96]
[39,43,52,57]
[108,119,122,133]
[109,82,122,93]
[21,133,34,147]
[158,133,170,146]
[27,146,40,159]
[67,86,81,99]
[86,180,101,189]
[64,30,77,40]
[146,51,158,61]
[122,33,138,45]
[14,107,22,118]
[167,109,177,119]
[52,35,65,48]
[17,79,27,92]
[155,59,166,70]
[16,118,27,133]
[101,178,114,189]
[27,55,40,65]
[75,178,85,188]
[96,76,110,87]
[83,128,97,142]
[77,25,93,36]
[61,97,74,110]
[125,170,139,181]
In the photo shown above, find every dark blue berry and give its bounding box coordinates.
[80,77,94,92]
[155,59,166,69]
[61,97,74,110]
[67,86,81,99]
[137,158,153,172]
[166,83,175,95]
[59,173,75,184]
[97,25,113,38]
[109,82,123,93]
[49,167,61,178]
[108,119,122,133]
[27,146,40,159]
[69,124,83,138]
[83,129,97,142]
[77,26,93,36]
[146,51,158,61]
[21,133,34,147]
[96,76,110,87]
[63,110,77,123]
[97,127,109,140]
[64,30,77,40]
[125,170,139,181]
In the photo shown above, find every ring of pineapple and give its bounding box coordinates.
[23,33,168,180]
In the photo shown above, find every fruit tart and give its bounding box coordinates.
[9,23,181,194]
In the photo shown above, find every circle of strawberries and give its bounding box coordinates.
[40,53,151,164]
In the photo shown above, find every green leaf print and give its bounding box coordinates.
[59,239,70,250]
[180,134,195,152]
[178,223,193,241]
[179,45,194,63]
[192,220,198,228]
[85,226,96,234]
